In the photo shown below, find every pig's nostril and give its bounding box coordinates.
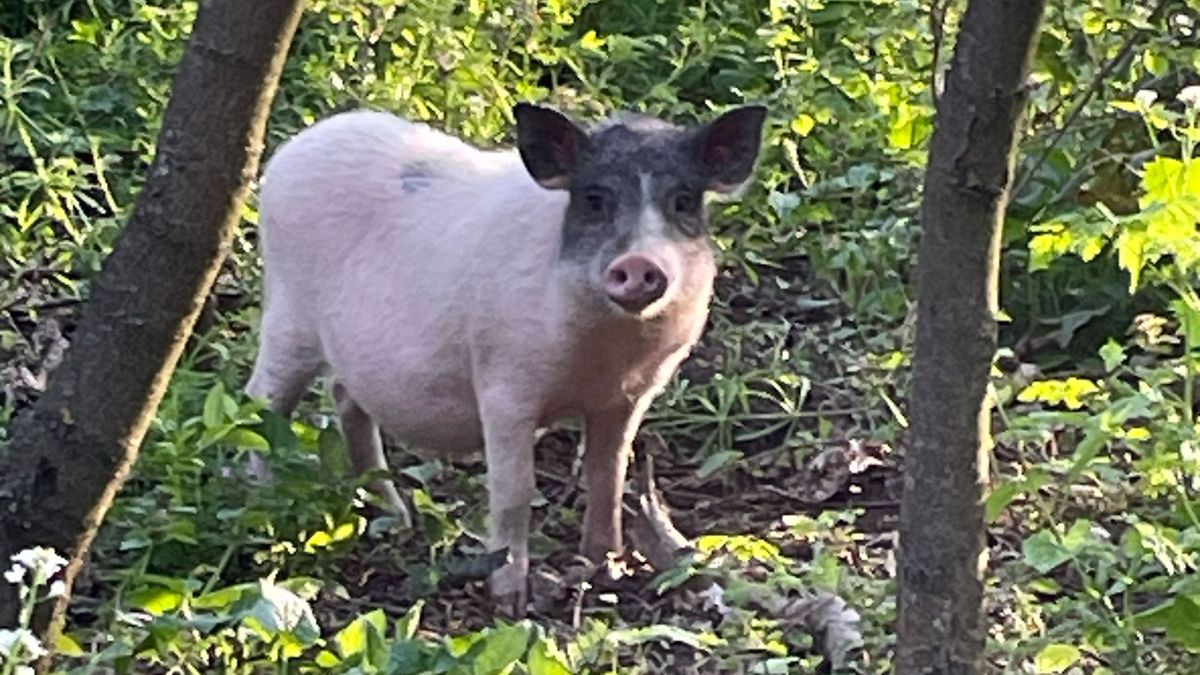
[612,269,628,284]
[644,271,659,285]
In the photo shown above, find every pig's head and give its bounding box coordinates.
[514,103,767,321]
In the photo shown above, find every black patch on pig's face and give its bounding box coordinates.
[513,103,767,264]
[559,118,709,261]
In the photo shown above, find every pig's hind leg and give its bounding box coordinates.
[332,381,412,528]
[246,307,323,414]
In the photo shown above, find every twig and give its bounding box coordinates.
[1,297,82,314]
[1011,0,1173,199]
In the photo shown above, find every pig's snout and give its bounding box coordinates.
[604,253,668,313]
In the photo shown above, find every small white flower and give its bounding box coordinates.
[1177,85,1200,109]
[4,564,25,585]
[0,628,16,654]
[1171,13,1194,29]
[1134,89,1159,109]
[16,666,35,675]
[0,628,47,659]
[12,547,68,580]
[47,580,66,598]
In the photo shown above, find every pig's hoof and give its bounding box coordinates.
[491,590,528,619]
[580,539,622,565]
[488,567,529,618]
[372,480,413,529]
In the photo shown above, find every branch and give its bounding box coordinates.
[1011,0,1173,200]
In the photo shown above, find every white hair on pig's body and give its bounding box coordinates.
[247,104,764,612]
[253,110,708,437]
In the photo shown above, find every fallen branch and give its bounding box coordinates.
[624,437,864,668]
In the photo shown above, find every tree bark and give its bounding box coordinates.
[896,1,1045,673]
[0,0,305,650]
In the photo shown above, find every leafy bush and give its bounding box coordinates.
[3,0,1200,671]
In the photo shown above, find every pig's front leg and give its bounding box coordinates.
[581,399,649,561]
[479,394,538,615]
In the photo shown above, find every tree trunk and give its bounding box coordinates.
[0,0,305,650]
[896,1,1045,673]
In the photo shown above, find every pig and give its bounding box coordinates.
[245,102,767,612]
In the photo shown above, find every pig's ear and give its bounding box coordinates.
[688,105,768,194]
[514,103,590,190]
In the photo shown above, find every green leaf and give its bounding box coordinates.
[1099,340,1126,371]
[696,450,743,479]
[527,636,571,675]
[128,586,183,615]
[1060,519,1094,553]
[315,650,341,667]
[985,472,1050,523]
[225,427,270,451]
[1022,530,1072,574]
[1017,378,1101,410]
[1067,426,1109,480]
[578,29,606,52]
[203,381,227,429]
[1116,227,1147,292]
[53,633,86,657]
[1135,596,1200,650]
[605,624,722,651]
[984,472,1048,522]
[1142,157,1186,203]
[336,609,388,658]
[254,409,298,450]
[1029,229,1072,271]
[194,582,255,610]
[1035,643,1082,673]
[1142,50,1168,77]
[319,427,351,476]
[790,113,815,137]
[246,578,320,645]
[388,639,440,674]
[470,622,531,675]
[888,111,916,150]
[394,600,424,641]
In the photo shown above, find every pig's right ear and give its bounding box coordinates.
[514,103,590,190]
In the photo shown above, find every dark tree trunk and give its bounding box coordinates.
[0,0,305,651]
[896,1,1046,673]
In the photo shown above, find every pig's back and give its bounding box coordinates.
[258,110,528,294]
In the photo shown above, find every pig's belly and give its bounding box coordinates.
[371,391,485,456]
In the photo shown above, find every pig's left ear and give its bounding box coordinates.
[514,103,590,190]
[688,105,768,194]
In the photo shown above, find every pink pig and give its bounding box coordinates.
[246,102,766,612]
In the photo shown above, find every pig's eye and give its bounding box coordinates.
[671,191,698,215]
[581,187,614,218]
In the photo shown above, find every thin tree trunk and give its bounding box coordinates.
[0,0,305,651]
[896,1,1045,673]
